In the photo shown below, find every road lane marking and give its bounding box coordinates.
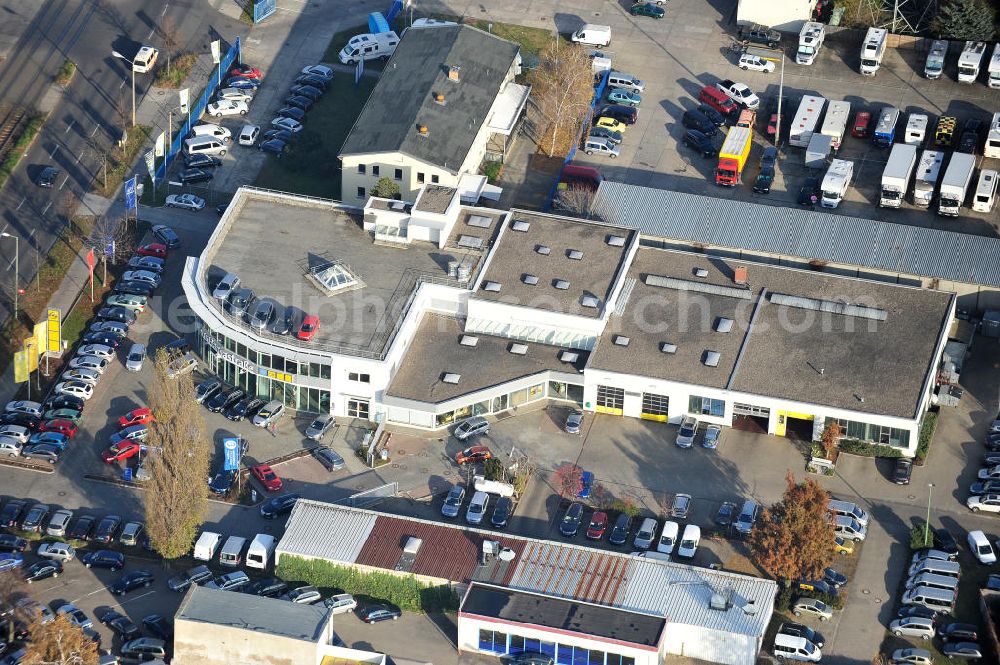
[15,198,25,210]
[42,202,52,215]
[91,124,100,137]
[146,27,155,40]
[76,153,83,163]
[119,80,126,90]
[7,258,15,271]
[29,228,36,239]
[50,145,60,159]
[59,175,70,189]
[160,3,169,16]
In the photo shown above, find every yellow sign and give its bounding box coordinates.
[265,370,292,383]
[23,339,37,373]
[33,322,46,358]
[46,309,61,353]
[13,350,28,383]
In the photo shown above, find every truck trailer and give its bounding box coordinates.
[924,40,948,79]
[913,150,945,207]
[821,159,853,208]
[879,143,918,208]
[938,152,976,216]
[860,27,888,76]
[820,100,851,150]
[988,43,1000,88]
[789,95,826,147]
[796,22,825,65]
[716,126,753,186]
[957,41,986,83]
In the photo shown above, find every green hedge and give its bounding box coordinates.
[916,412,938,463]
[837,438,903,458]
[276,556,458,613]
[910,521,933,551]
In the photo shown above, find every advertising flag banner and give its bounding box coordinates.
[223,437,241,470]
[24,339,37,373]
[34,322,46,357]
[46,309,61,352]
[86,248,96,282]
[124,177,138,212]
[13,350,28,383]
[155,131,165,157]
[211,40,221,64]
[144,150,155,180]
[179,88,190,114]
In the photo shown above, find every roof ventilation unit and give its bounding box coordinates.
[483,281,501,292]
[694,268,709,278]
[442,373,461,384]
[523,274,539,285]
[417,124,429,135]
[390,201,407,211]
[703,350,721,367]
[581,295,600,308]
[613,335,630,347]
[468,215,491,228]
[715,317,734,333]
[509,343,528,355]
[511,219,531,232]
[607,235,626,247]
[433,92,446,104]
[554,279,570,290]
[567,249,584,260]
[660,342,677,354]
[536,245,551,255]
[457,235,483,249]
[459,335,479,347]
[559,351,579,363]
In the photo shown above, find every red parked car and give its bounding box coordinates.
[455,446,492,465]
[136,243,167,259]
[101,442,142,463]
[296,314,320,341]
[229,64,262,79]
[586,511,609,539]
[118,407,154,428]
[851,111,872,139]
[39,419,78,438]
[251,464,283,491]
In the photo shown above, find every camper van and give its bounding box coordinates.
[924,39,948,79]
[820,159,853,208]
[219,536,247,567]
[913,150,945,206]
[859,27,887,75]
[789,95,826,147]
[904,114,928,146]
[986,112,1000,158]
[989,43,1000,88]
[246,533,277,570]
[338,32,399,64]
[957,41,987,83]
[973,169,999,213]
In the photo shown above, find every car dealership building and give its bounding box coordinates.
[181,185,954,455]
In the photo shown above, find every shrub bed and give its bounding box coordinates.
[837,438,903,458]
[915,412,938,464]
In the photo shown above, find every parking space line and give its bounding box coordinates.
[42,201,52,215]
[15,197,25,211]
[50,144,60,159]
[91,124,100,137]
[65,119,74,134]
[59,175,70,190]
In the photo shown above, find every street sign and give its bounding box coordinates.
[179,88,190,114]
[223,437,240,471]
[123,467,133,482]
[46,309,61,353]
[105,239,115,257]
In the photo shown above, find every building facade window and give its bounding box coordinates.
[417,172,425,183]
[826,417,910,448]
[548,381,584,404]
[478,629,507,653]
[641,393,669,421]
[347,399,370,419]
[372,165,380,176]
[357,187,366,199]
[480,628,633,665]
[348,372,371,383]
[394,168,403,180]
[357,164,366,174]
[689,394,725,417]
[596,385,625,415]
[431,174,440,184]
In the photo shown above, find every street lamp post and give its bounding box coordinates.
[112,51,136,127]
[924,482,935,548]
[1,232,19,319]
[406,0,414,27]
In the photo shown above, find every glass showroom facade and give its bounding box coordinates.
[478,629,637,665]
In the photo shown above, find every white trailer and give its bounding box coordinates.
[938,152,977,216]
[859,27,887,76]
[904,114,928,146]
[913,150,945,207]
[879,143,918,208]
[986,112,1000,159]
[924,40,948,79]
[989,43,1000,88]
[338,31,400,64]
[820,100,850,150]
[957,41,986,83]
[821,159,853,208]
[796,22,825,65]
[789,95,826,147]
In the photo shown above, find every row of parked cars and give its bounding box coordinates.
[964,420,1000,513]
[582,71,646,159]
[210,271,320,340]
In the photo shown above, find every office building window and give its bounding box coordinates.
[689,394,725,417]
[348,372,370,383]
[347,399,370,419]
[357,187,366,199]
[431,174,440,183]
[394,168,403,180]
[372,165,380,176]
[417,172,425,183]
[357,164,366,174]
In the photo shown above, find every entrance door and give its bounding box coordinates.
[596,385,624,415]
[733,403,770,433]
[776,410,815,440]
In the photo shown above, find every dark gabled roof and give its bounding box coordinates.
[339,25,520,172]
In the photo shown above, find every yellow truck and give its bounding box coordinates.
[716,126,752,186]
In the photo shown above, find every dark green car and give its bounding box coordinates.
[630,2,665,18]
[42,408,83,424]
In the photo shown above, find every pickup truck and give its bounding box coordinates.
[716,79,760,110]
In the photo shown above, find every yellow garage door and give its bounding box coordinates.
[640,392,669,422]
[596,385,624,416]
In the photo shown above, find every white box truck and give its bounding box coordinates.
[821,159,853,208]
[972,169,999,213]
[957,41,986,83]
[905,113,928,146]
[820,100,851,150]
[989,43,1000,88]
[880,143,918,208]
[913,150,945,207]
[789,95,826,147]
[571,24,611,47]
[796,22,825,65]
[338,31,399,64]
[986,112,1000,158]
[938,152,976,216]
[860,27,888,76]
[924,40,948,79]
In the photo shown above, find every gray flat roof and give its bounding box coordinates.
[414,185,457,214]
[176,586,328,642]
[461,583,665,648]
[385,313,587,403]
[339,25,519,172]
[475,211,635,319]
[590,247,952,419]
[204,194,480,358]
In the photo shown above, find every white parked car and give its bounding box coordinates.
[0,437,22,457]
[207,99,249,117]
[37,541,76,562]
[78,344,115,360]
[216,87,254,103]
[165,193,206,211]
[106,294,147,312]
[0,425,31,443]
[5,400,42,417]
[54,381,94,400]
[967,493,1000,513]
[324,593,357,615]
[969,529,996,564]
[301,64,334,80]
[128,256,163,272]
[239,124,260,146]
[125,343,146,372]
[69,355,109,374]
[677,524,700,558]
[716,79,760,109]
[889,616,935,640]
[656,520,679,555]
[121,270,160,286]
[270,117,303,133]
[738,54,776,73]
[62,367,101,385]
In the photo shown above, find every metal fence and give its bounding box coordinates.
[336,482,398,508]
[253,0,277,23]
[154,37,241,183]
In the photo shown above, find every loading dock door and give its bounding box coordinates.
[596,385,624,416]
[640,393,669,422]
[733,403,769,433]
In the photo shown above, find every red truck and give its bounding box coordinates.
[715,126,753,186]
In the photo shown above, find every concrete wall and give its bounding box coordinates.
[173,619,318,665]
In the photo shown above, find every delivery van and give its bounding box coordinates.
[773,634,822,662]
[571,24,611,47]
[901,585,955,612]
[905,572,960,593]
[246,533,277,570]
[193,531,222,561]
[183,136,227,156]
[190,123,232,143]
[972,169,999,213]
[219,535,247,567]
[908,558,961,579]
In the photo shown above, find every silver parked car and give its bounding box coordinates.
[888,615,935,640]
[212,273,240,301]
[46,509,73,537]
[252,400,284,427]
[305,414,335,440]
[792,597,833,621]
[125,343,145,372]
[441,485,465,518]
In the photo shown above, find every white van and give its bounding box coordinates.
[834,515,867,541]
[972,169,998,213]
[969,530,996,564]
[193,531,222,561]
[466,491,489,525]
[901,585,956,612]
[239,124,260,147]
[219,535,247,567]
[183,136,227,157]
[190,123,232,143]
[132,46,159,73]
[607,71,645,92]
[677,524,700,559]
[908,557,961,579]
[633,518,658,550]
[571,24,611,48]
[656,520,679,554]
[773,634,822,662]
[905,572,960,593]
[246,533,276,570]
[828,499,869,528]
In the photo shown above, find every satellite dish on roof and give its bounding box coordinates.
[499,547,515,562]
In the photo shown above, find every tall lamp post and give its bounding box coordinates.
[111,51,136,127]
[1,232,19,318]
[924,482,935,548]
[406,0,414,27]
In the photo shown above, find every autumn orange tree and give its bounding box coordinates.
[22,613,99,665]
[552,462,584,499]
[750,471,835,580]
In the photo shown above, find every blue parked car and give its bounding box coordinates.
[0,552,25,571]
[28,431,69,450]
[824,567,848,588]
[225,77,261,90]
[578,471,594,499]
[607,87,642,107]
[81,550,125,570]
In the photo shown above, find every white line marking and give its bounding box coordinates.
[15,198,25,210]
[91,124,100,137]
[29,228,36,238]
[59,175,70,189]
[7,258,14,270]
[76,153,83,163]
[146,27,155,40]
[64,119,74,134]
[42,201,52,215]
[50,144,60,159]
[119,79,126,90]
[160,3,168,16]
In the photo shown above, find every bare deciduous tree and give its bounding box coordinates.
[158,16,181,75]
[0,570,30,644]
[85,129,113,189]
[528,43,595,157]
[144,350,211,559]
[555,184,596,218]
[22,613,98,665]
[88,215,136,268]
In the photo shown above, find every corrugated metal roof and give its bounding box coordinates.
[594,181,1000,287]
[275,500,376,563]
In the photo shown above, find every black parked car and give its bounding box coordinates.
[44,394,85,413]
[81,549,125,570]
[207,388,245,413]
[260,493,300,519]
[0,533,28,552]
[224,397,264,422]
[777,622,825,648]
[276,106,306,122]
[759,145,778,170]
[100,609,140,641]
[142,614,173,641]
[934,527,960,555]
[491,497,513,528]
[357,604,402,623]
[224,288,255,317]
[36,166,60,188]
[269,307,298,335]
[295,74,329,90]
[696,103,727,127]
[24,560,62,583]
[608,513,631,546]
[167,564,213,592]
[67,515,96,541]
[938,622,978,643]
[588,125,623,145]
[0,499,26,528]
[96,306,136,325]
[178,168,214,185]
[81,332,121,348]
[259,139,287,157]
[261,129,293,143]
[93,514,122,543]
[682,130,716,158]
[110,570,154,595]
[208,469,237,495]
[114,280,156,297]
[739,23,782,48]
[753,167,774,194]
[245,577,288,597]
[288,84,323,101]
[0,412,40,430]
[183,154,222,169]
[284,95,314,112]
[797,177,820,207]
[20,503,49,532]
[559,502,584,537]
[681,109,717,136]
[893,458,913,485]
